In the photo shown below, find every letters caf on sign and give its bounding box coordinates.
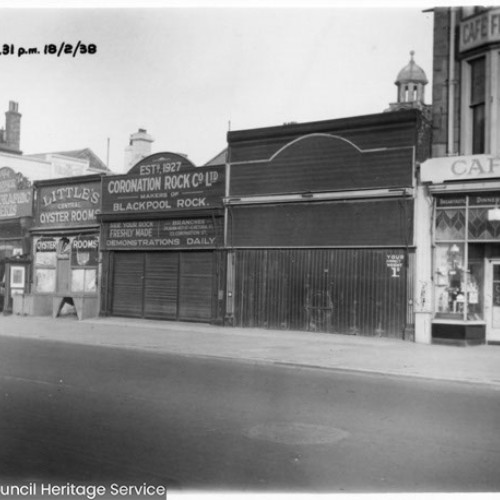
[420,155,500,184]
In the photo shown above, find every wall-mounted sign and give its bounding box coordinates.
[386,253,404,278]
[35,181,101,227]
[71,235,99,267]
[101,152,224,215]
[101,218,222,250]
[421,155,500,184]
[459,8,500,53]
[0,167,32,219]
[128,152,197,176]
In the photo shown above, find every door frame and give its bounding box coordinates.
[485,258,500,342]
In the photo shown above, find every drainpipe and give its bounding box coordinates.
[447,7,457,155]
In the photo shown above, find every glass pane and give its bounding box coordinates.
[472,104,486,154]
[84,269,97,293]
[35,269,56,293]
[35,251,56,266]
[434,243,466,319]
[435,209,466,240]
[470,57,485,105]
[469,208,500,240]
[466,259,483,320]
[71,269,85,293]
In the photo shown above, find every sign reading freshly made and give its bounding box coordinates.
[0,167,32,219]
[421,155,500,184]
[35,181,101,227]
[101,218,221,250]
[459,8,500,52]
[101,152,224,215]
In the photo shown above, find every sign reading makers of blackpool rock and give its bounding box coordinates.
[101,153,225,215]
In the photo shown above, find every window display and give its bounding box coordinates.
[434,244,483,321]
[34,235,99,296]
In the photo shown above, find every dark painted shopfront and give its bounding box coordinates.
[29,175,103,319]
[0,167,32,313]
[99,153,225,324]
[225,109,431,338]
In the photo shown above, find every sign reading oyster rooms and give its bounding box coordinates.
[101,153,225,215]
[35,181,101,227]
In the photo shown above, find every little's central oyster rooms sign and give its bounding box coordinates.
[101,153,225,215]
[35,180,101,227]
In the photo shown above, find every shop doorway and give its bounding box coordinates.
[486,259,500,343]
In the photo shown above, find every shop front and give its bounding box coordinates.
[0,167,32,314]
[29,175,103,319]
[420,154,500,345]
[99,153,225,324]
[226,109,430,338]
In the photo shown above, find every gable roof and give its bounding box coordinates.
[29,148,110,173]
[204,148,227,167]
[49,148,109,172]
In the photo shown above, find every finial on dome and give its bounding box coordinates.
[410,50,415,60]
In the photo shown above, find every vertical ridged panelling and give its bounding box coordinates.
[407,250,415,328]
[234,248,409,339]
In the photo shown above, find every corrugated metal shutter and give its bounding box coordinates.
[111,251,217,322]
[178,252,213,321]
[234,248,409,338]
[144,252,178,320]
[112,252,144,317]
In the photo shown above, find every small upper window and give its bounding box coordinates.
[470,57,486,154]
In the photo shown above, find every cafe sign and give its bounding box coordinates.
[459,8,500,53]
[101,218,222,250]
[35,181,101,227]
[421,155,500,184]
[0,167,32,219]
[101,152,225,215]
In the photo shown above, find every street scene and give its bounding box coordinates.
[1,315,500,494]
[1,3,500,498]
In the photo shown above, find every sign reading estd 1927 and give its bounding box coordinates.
[101,152,225,215]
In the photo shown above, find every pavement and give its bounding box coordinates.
[1,313,500,388]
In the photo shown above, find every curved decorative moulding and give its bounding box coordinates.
[230,133,412,197]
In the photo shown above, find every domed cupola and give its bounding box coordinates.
[395,50,428,104]
[386,51,430,116]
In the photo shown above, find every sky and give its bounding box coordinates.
[0,3,436,173]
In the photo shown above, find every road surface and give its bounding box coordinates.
[0,334,499,493]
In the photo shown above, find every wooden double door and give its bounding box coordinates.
[111,251,215,322]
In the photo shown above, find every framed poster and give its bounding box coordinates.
[10,266,25,288]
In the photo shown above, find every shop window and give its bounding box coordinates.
[71,269,97,293]
[434,243,484,321]
[70,235,99,294]
[34,237,57,293]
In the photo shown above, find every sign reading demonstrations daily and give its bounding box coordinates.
[101,153,225,215]
[102,218,221,250]
[0,167,32,219]
[35,181,101,227]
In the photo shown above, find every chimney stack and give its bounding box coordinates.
[124,128,154,172]
[5,101,21,153]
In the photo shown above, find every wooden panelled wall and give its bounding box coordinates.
[233,248,412,339]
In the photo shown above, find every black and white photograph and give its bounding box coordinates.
[0,1,500,498]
